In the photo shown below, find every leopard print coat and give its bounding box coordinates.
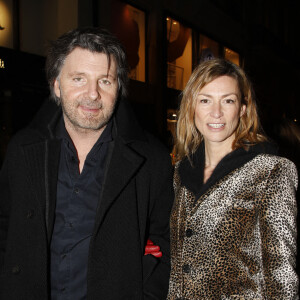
[168,153,298,299]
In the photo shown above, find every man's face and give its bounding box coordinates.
[54,47,118,133]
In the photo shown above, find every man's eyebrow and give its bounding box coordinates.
[67,71,85,77]
[66,71,117,79]
[102,73,117,79]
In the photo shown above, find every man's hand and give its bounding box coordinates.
[144,239,162,258]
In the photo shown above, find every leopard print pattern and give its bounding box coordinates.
[167,154,298,299]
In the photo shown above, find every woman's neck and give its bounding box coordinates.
[203,141,233,183]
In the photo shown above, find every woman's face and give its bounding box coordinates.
[194,75,246,150]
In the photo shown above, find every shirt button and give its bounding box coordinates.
[185,228,193,237]
[12,265,20,274]
[74,188,79,194]
[26,209,34,219]
[65,222,73,228]
[182,264,190,273]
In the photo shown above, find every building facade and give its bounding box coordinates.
[0,0,299,163]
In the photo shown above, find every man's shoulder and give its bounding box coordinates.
[8,99,60,148]
[130,131,172,168]
[115,100,171,160]
[133,130,168,151]
[6,127,44,151]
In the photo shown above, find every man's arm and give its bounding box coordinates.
[143,147,174,299]
[144,239,162,258]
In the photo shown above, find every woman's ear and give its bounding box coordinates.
[240,104,246,117]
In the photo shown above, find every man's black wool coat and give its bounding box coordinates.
[0,99,174,299]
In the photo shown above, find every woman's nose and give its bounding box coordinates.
[210,103,223,118]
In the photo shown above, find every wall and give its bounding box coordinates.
[19,0,78,56]
[19,0,45,54]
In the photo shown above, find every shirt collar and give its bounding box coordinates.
[55,116,113,148]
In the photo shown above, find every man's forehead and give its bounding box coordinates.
[63,48,117,74]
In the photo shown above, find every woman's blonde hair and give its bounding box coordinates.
[175,58,267,161]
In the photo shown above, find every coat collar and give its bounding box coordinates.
[179,141,278,200]
[24,97,147,242]
[112,98,147,144]
[92,136,145,233]
[29,98,147,144]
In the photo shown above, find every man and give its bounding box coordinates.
[0,27,174,299]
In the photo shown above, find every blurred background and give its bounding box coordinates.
[0,0,300,166]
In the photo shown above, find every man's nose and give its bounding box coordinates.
[87,81,100,100]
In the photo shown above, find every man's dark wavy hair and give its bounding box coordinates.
[45,27,129,104]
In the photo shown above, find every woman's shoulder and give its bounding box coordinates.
[251,154,298,185]
[254,153,296,169]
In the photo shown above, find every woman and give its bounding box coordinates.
[167,59,298,299]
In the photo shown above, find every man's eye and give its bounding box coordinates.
[73,77,83,82]
[100,79,111,85]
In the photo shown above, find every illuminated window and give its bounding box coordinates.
[0,0,13,49]
[224,47,240,66]
[112,3,146,82]
[166,17,192,90]
[199,34,220,62]
[0,58,5,69]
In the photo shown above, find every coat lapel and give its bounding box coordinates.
[45,139,61,242]
[22,139,61,243]
[93,137,145,232]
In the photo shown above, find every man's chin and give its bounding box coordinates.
[73,119,108,131]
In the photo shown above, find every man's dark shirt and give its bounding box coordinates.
[50,118,113,300]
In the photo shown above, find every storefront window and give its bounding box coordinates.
[0,0,13,49]
[199,34,220,62]
[112,2,145,82]
[224,47,240,65]
[166,17,192,90]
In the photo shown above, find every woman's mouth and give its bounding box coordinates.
[208,123,225,129]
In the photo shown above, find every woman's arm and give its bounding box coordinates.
[259,157,298,298]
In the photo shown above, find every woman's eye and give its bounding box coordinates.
[200,99,209,104]
[224,99,235,104]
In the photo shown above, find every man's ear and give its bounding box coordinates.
[54,78,61,98]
